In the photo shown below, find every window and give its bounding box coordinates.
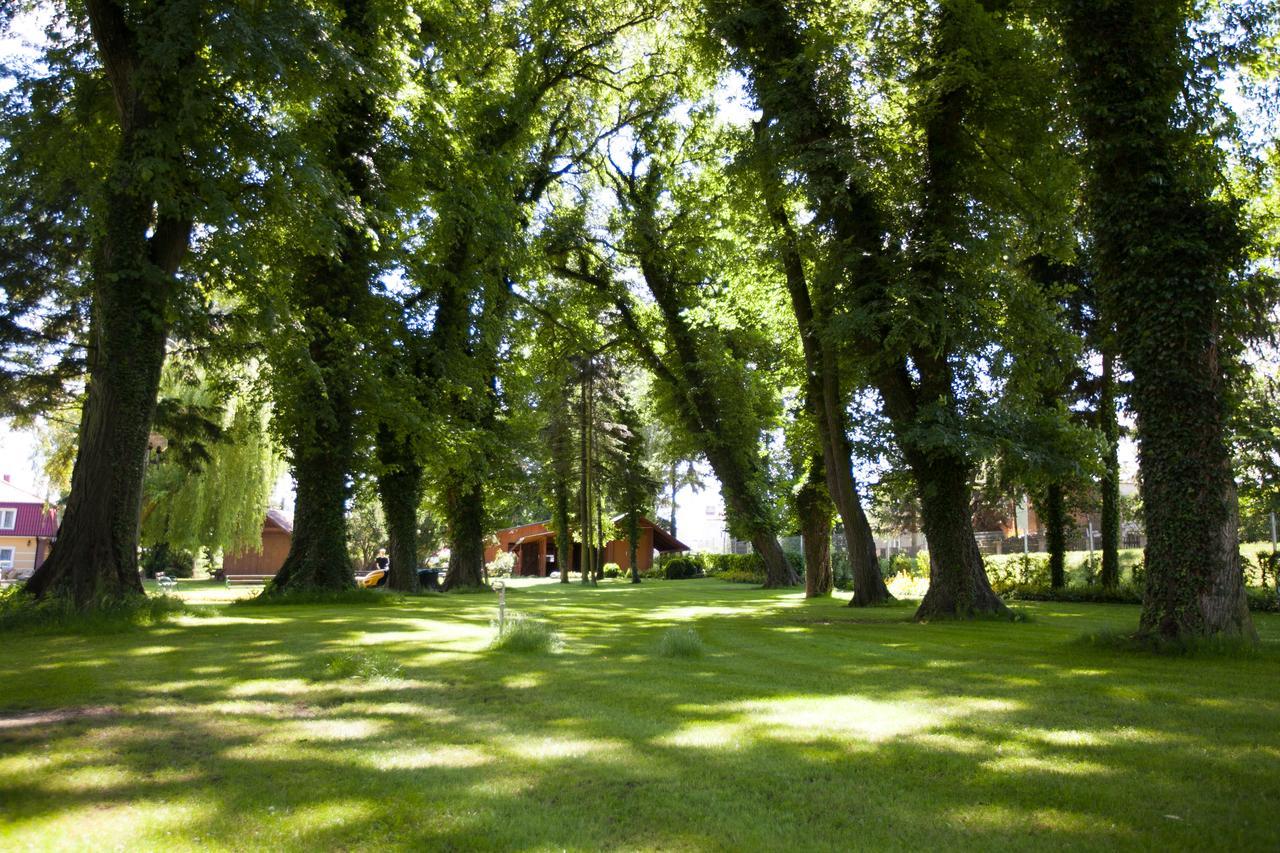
[0,547,13,569]
[0,508,14,530]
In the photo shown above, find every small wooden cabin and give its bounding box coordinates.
[485,514,689,577]
[221,509,293,577]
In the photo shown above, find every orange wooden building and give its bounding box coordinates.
[486,515,689,577]
[221,509,293,576]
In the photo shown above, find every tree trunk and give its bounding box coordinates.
[1044,484,1066,589]
[669,464,678,538]
[269,441,354,593]
[377,431,421,593]
[752,532,797,588]
[1061,0,1254,642]
[628,510,642,584]
[1099,347,1121,588]
[913,455,1008,619]
[762,181,892,606]
[441,480,487,591]
[554,478,572,584]
[796,458,834,597]
[24,0,195,607]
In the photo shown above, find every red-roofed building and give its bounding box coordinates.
[0,475,59,582]
[485,514,689,577]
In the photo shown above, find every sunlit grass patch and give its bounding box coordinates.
[656,626,705,658]
[311,648,404,681]
[489,612,561,653]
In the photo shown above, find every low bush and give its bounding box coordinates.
[490,613,561,653]
[656,626,705,658]
[603,563,621,579]
[313,648,403,681]
[663,557,701,580]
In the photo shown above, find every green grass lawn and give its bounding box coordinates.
[1,579,1277,851]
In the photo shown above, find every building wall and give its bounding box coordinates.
[223,529,292,575]
[0,534,40,576]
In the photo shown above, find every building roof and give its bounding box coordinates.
[265,508,294,534]
[0,479,58,538]
[498,514,689,553]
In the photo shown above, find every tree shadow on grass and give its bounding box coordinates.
[0,583,1277,849]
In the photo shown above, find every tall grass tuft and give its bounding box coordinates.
[0,587,193,635]
[656,626,705,658]
[313,648,404,681]
[490,613,561,654]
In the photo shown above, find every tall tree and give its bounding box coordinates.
[709,0,1033,615]
[1060,1,1256,640]
[12,0,319,606]
[756,160,891,605]
[267,0,406,594]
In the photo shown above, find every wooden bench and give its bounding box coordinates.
[225,574,274,587]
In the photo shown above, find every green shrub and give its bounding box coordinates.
[656,626,705,658]
[313,648,403,681]
[914,550,931,577]
[663,557,701,580]
[490,613,561,653]
[603,563,621,578]
[141,544,195,579]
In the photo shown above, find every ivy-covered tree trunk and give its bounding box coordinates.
[554,482,573,584]
[1043,484,1067,589]
[268,0,384,595]
[1061,1,1254,641]
[912,454,1008,619]
[764,185,891,605]
[377,430,421,592]
[796,457,834,598]
[1099,347,1121,588]
[627,510,641,584]
[25,0,194,607]
[270,438,353,592]
[442,480,487,591]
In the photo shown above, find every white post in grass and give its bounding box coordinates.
[494,580,507,636]
[1087,521,1095,566]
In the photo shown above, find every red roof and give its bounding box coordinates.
[0,480,58,537]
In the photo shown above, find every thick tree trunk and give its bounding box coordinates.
[752,532,797,588]
[442,480,487,591]
[913,455,1009,619]
[377,432,421,592]
[1044,484,1066,589]
[1099,348,1121,588]
[796,458,833,597]
[1061,1,1254,642]
[269,436,354,593]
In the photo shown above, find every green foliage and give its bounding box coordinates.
[656,626,705,658]
[602,563,621,579]
[490,613,561,654]
[663,557,702,580]
[140,545,195,580]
